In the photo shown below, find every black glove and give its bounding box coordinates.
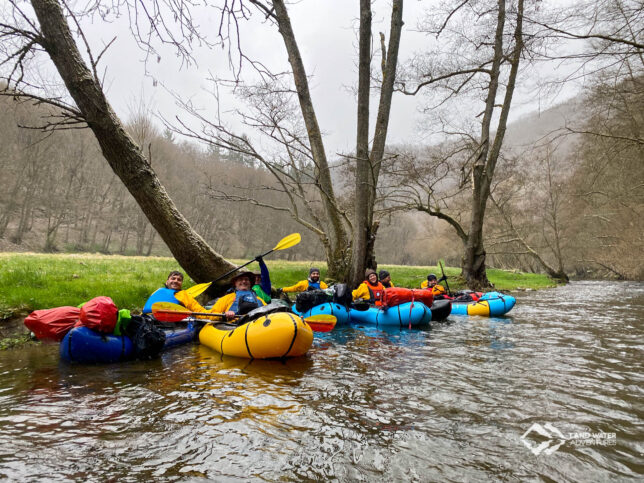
[438,275,447,283]
[255,255,264,263]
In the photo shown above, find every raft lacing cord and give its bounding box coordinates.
[244,322,253,359]
[281,313,298,359]
[409,291,415,329]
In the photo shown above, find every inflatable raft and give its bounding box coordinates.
[450,291,516,316]
[199,311,313,359]
[430,299,452,322]
[293,302,350,325]
[60,321,198,363]
[348,302,432,327]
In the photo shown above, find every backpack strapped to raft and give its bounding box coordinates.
[295,290,333,313]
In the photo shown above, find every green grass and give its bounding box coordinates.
[0,253,556,319]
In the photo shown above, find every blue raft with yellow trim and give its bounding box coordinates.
[450,291,516,316]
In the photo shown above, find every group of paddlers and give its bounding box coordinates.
[142,265,448,321]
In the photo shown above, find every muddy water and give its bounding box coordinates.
[0,281,642,481]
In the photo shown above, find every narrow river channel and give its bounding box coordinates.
[0,281,642,481]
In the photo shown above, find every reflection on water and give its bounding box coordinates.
[0,281,642,480]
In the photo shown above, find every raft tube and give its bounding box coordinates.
[430,299,452,322]
[450,291,516,316]
[292,302,350,325]
[199,312,313,359]
[60,321,198,363]
[348,302,432,327]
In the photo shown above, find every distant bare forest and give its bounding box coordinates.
[0,81,642,280]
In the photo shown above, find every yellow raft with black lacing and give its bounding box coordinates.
[199,312,313,359]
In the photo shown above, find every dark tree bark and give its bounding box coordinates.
[29,0,235,283]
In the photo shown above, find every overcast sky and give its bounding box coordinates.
[79,0,576,157]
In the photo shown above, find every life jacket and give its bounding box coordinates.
[366,280,385,307]
[229,290,262,314]
[307,279,321,290]
[142,288,182,314]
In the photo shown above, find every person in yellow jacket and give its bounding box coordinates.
[281,267,328,293]
[212,271,267,320]
[143,270,212,315]
[379,270,394,288]
[420,273,447,296]
[352,269,385,306]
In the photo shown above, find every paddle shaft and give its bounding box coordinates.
[438,260,452,296]
[209,245,280,286]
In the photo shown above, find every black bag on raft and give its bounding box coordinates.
[295,290,332,313]
[124,315,166,360]
[332,284,353,307]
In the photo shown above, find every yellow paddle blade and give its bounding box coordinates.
[303,314,337,333]
[184,282,211,298]
[274,232,301,250]
[152,301,191,313]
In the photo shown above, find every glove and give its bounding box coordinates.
[255,255,264,263]
[438,275,447,283]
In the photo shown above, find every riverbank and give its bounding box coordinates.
[0,252,557,344]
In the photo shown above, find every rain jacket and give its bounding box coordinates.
[352,280,385,306]
[282,279,328,293]
[212,290,267,314]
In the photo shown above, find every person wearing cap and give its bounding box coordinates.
[252,256,272,303]
[379,270,394,289]
[352,269,385,306]
[142,270,210,315]
[212,270,267,320]
[281,267,328,293]
[421,273,447,296]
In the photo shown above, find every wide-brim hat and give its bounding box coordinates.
[231,271,255,284]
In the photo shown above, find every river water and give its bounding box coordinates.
[0,281,642,481]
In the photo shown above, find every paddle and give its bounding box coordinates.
[151,302,336,332]
[185,233,301,298]
[438,259,452,296]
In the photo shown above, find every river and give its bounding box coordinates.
[0,281,642,481]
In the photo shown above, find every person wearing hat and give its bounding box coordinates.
[252,256,272,304]
[211,270,267,320]
[421,273,447,296]
[352,269,385,306]
[379,270,394,289]
[281,267,328,293]
[143,270,211,315]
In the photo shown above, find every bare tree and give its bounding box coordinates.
[393,0,526,289]
[170,0,404,285]
[0,0,236,284]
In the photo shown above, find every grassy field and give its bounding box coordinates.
[0,252,557,318]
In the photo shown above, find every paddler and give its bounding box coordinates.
[379,270,394,288]
[212,270,267,320]
[142,271,209,315]
[281,267,328,293]
[421,273,447,296]
[252,255,272,303]
[352,269,385,306]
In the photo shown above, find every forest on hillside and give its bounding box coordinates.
[0,0,642,283]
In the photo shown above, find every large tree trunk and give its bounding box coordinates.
[351,0,373,286]
[31,0,235,283]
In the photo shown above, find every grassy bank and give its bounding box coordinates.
[0,252,556,320]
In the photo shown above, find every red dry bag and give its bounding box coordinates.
[24,306,81,341]
[79,296,118,333]
[382,287,433,308]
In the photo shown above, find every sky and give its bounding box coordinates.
[16,0,581,156]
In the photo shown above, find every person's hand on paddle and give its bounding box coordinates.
[254,255,264,263]
[225,310,236,320]
[438,275,448,283]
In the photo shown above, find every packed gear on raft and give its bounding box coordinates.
[281,267,328,293]
[352,269,386,307]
